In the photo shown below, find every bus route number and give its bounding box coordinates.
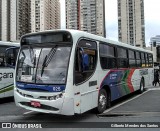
[53,86,61,92]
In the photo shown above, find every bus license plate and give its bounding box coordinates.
[30,101,41,108]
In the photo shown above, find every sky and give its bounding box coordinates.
[60,0,160,47]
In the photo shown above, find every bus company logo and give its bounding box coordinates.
[0,72,13,81]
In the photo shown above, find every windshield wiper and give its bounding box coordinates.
[41,47,57,76]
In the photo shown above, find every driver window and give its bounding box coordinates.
[75,39,97,85]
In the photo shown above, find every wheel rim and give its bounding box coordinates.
[99,93,107,109]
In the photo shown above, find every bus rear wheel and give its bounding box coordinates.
[97,89,108,114]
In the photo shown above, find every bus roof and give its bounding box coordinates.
[67,30,153,54]
[0,41,19,47]
[21,29,152,54]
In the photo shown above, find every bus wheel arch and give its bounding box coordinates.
[97,86,111,114]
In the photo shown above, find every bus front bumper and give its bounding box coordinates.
[14,88,74,115]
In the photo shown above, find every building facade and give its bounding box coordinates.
[0,0,60,41]
[66,0,105,37]
[150,35,160,46]
[66,0,80,30]
[31,0,60,33]
[16,0,31,40]
[0,1,1,40]
[0,0,31,42]
[118,0,145,48]
[145,35,160,63]
[1,0,10,41]
[149,35,160,63]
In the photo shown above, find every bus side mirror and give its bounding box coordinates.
[80,48,89,72]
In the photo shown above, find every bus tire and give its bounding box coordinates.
[139,78,144,93]
[97,89,108,114]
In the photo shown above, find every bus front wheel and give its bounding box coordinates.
[97,89,108,114]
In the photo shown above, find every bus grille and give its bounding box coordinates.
[17,89,50,100]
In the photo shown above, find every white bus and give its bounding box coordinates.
[0,41,19,98]
[14,30,153,115]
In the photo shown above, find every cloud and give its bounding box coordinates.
[106,21,118,41]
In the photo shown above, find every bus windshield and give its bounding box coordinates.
[16,46,71,84]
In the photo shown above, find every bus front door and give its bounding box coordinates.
[74,42,98,113]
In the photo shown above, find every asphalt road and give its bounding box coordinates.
[0,87,160,130]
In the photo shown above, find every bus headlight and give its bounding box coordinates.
[17,89,63,100]
[49,93,63,100]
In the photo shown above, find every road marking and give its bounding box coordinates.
[23,111,34,115]
[103,90,150,114]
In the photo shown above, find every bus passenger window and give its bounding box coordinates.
[99,43,117,69]
[136,52,141,67]
[0,47,7,67]
[117,47,128,68]
[148,54,153,67]
[145,53,149,67]
[141,53,145,67]
[0,57,4,67]
[75,40,97,85]
[128,50,136,68]
[6,48,17,67]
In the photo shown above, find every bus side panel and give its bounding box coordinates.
[100,68,154,101]
[142,68,154,87]
[0,88,5,98]
[4,86,14,98]
[149,68,154,86]
[130,69,141,91]
[100,69,138,101]
[147,68,154,87]
[0,68,14,98]
[77,71,99,114]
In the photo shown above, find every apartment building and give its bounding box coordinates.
[66,0,79,30]
[0,1,1,40]
[0,0,31,41]
[150,35,160,46]
[66,0,105,37]
[31,0,60,33]
[96,0,105,36]
[1,0,10,41]
[118,0,145,48]
[16,0,31,40]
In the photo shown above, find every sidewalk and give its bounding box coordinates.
[102,89,160,115]
[145,85,160,89]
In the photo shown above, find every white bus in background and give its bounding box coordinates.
[14,30,153,115]
[0,41,19,98]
